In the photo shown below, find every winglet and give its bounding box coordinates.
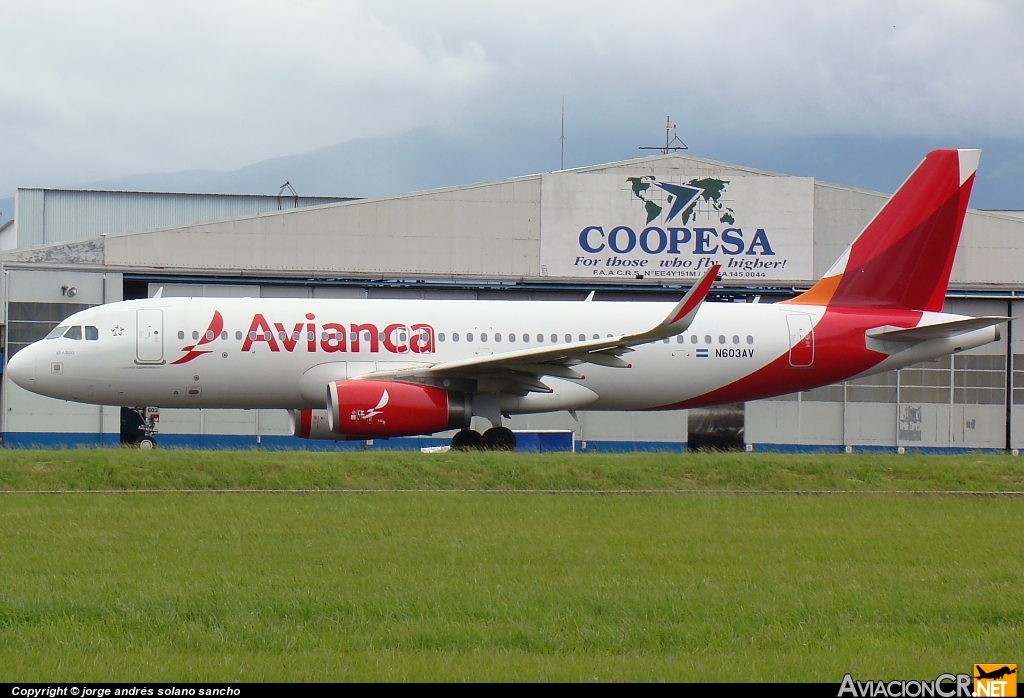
[662,264,719,333]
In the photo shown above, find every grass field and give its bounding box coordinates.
[0,450,1021,681]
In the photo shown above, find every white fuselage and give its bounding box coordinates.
[7,296,998,416]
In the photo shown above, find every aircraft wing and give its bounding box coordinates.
[361,264,720,394]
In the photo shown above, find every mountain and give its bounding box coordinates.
[74,127,1024,210]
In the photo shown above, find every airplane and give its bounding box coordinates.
[975,666,1016,681]
[5,149,1008,450]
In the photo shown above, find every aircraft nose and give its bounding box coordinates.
[6,346,37,391]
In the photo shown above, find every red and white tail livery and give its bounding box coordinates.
[7,150,1006,449]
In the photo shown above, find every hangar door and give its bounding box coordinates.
[136,309,164,363]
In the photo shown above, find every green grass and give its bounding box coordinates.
[1,448,1023,491]
[0,451,1021,681]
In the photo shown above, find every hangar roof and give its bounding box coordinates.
[4,152,1023,290]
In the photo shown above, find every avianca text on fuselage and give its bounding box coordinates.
[237,313,435,355]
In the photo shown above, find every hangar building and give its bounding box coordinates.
[2,153,1023,452]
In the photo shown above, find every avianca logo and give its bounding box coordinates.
[352,390,389,423]
[171,310,223,365]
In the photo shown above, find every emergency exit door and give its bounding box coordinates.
[136,309,164,363]
[786,313,815,368]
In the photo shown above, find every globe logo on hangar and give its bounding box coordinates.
[625,175,735,225]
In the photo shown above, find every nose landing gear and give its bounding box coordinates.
[121,406,160,448]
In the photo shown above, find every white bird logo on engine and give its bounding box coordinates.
[361,390,389,421]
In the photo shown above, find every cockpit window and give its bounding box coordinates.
[64,326,83,340]
[46,325,69,339]
[85,326,99,341]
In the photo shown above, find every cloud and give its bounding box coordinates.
[0,0,1022,196]
[0,0,496,189]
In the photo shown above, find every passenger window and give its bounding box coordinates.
[85,326,99,341]
[250,332,258,341]
[307,332,315,341]
[438,333,446,342]
[208,331,216,341]
[551,334,558,343]
[537,334,544,343]
[522,334,529,343]
[278,331,286,341]
[467,333,474,342]
[747,335,754,344]
[691,335,698,344]
[235,331,243,340]
[453,333,460,342]
[718,335,726,344]
[292,331,300,341]
[593,334,599,340]
[732,335,739,344]
[264,331,273,341]
[481,333,488,342]
[663,338,670,344]
[178,330,185,340]
[221,331,228,340]
[64,326,83,340]
[579,334,585,342]
[676,336,684,344]
[704,335,711,344]
[495,333,501,342]
[192,331,199,340]
[509,333,515,343]
[565,334,571,343]
[46,325,69,339]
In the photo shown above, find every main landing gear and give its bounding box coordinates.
[451,426,517,451]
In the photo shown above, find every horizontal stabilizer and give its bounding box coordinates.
[866,316,1008,343]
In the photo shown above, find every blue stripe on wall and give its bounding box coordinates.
[0,432,574,452]
[1,434,1008,455]
[746,443,1009,455]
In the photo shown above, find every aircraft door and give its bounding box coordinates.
[786,313,815,368]
[136,309,164,363]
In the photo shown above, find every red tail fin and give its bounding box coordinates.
[787,149,979,311]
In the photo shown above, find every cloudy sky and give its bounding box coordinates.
[2,0,1022,206]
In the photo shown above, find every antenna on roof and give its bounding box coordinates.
[639,116,688,154]
[560,96,566,170]
[277,181,298,210]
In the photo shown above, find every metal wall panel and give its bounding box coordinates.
[8,270,106,304]
[12,189,351,250]
[1,381,119,436]
[104,178,544,278]
[952,212,1024,285]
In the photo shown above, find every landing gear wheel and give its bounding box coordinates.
[483,427,517,451]
[135,435,157,450]
[451,429,484,450]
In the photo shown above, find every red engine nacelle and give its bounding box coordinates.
[325,380,469,438]
[290,409,337,440]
